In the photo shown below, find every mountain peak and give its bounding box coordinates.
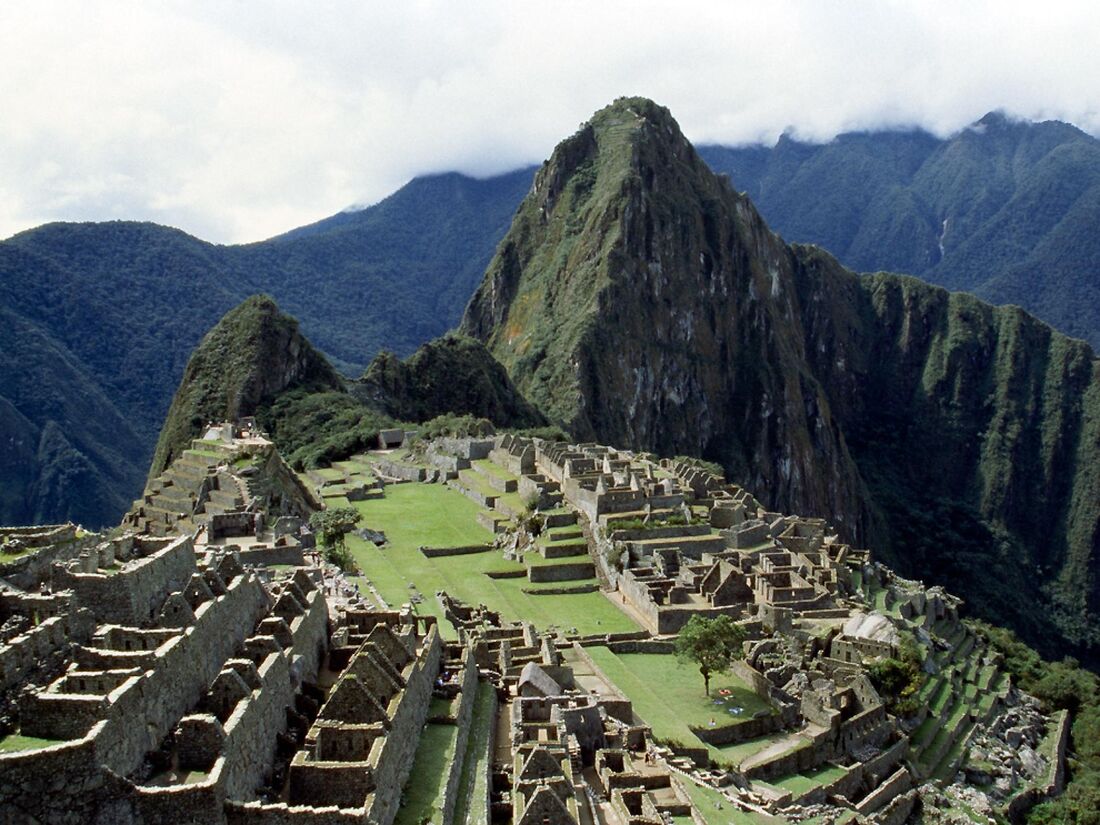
[148,294,342,478]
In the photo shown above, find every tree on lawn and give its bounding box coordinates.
[309,506,361,571]
[675,614,747,696]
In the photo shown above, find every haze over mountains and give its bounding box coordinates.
[2,99,1100,591]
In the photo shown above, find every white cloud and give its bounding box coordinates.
[1,0,1098,243]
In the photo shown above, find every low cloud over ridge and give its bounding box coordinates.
[2,0,1098,243]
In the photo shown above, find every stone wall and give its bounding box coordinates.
[439,647,480,825]
[287,588,329,683]
[0,524,77,543]
[730,660,776,703]
[606,640,676,654]
[690,712,782,746]
[226,800,366,825]
[527,561,595,582]
[420,544,494,558]
[0,529,99,590]
[854,766,912,815]
[53,535,197,625]
[236,546,306,567]
[219,651,296,800]
[30,573,271,777]
[1003,709,1072,823]
[374,460,426,483]
[132,778,224,824]
[0,730,111,824]
[434,438,494,461]
[0,609,96,690]
[363,627,443,825]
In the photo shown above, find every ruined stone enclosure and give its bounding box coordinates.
[0,428,1071,824]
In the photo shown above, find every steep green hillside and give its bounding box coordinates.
[150,295,342,477]
[700,112,1100,347]
[152,297,544,476]
[0,305,146,526]
[462,97,1100,662]
[356,333,546,428]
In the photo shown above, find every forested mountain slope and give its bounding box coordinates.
[699,112,1100,347]
[462,97,1100,662]
[0,169,532,526]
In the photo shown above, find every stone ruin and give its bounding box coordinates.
[0,428,1072,824]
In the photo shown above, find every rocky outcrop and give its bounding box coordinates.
[355,333,546,428]
[462,97,1100,661]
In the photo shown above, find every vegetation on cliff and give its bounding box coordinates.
[150,295,342,477]
[973,621,1100,822]
[356,333,546,429]
[700,112,1100,349]
[0,169,533,526]
[153,298,553,477]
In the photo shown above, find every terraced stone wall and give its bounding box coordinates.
[53,535,197,625]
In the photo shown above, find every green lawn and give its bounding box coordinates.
[583,649,772,748]
[472,459,517,482]
[0,733,62,753]
[710,732,797,768]
[452,683,496,825]
[342,484,639,639]
[680,780,778,825]
[394,723,459,825]
[772,764,847,796]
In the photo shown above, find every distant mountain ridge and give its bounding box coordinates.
[0,169,532,527]
[699,111,1100,346]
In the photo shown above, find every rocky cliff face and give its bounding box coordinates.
[149,295,342,477]
[462,97,1100,659]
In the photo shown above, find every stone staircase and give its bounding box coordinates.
[909,621,1009,780]
[127,446,251,537]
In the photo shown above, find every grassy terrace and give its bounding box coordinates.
[771,764,847,796]
[0,733,63,753]
[342,484,638,639]
[471,458,517,482]
[457,469,500,499]
[583,649,773,755]
[394,722,458,825]
[709,733,799,768]
[679,780,778,825]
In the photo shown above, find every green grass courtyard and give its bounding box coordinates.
[583,649,774,750]
[340,483,639,639]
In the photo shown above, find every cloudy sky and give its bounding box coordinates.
[2,0,1098,244]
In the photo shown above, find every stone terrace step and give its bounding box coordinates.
[540,540,589,560]
[542,510,577,528]
[151,491,194,513]
[448,477,498,509]
[546,527,584,542]
[598,508,679,528]
[471,461,519,493]
[625,533,726,559]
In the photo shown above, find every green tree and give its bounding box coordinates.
[309,506,362,570]
[675,615,747,696]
